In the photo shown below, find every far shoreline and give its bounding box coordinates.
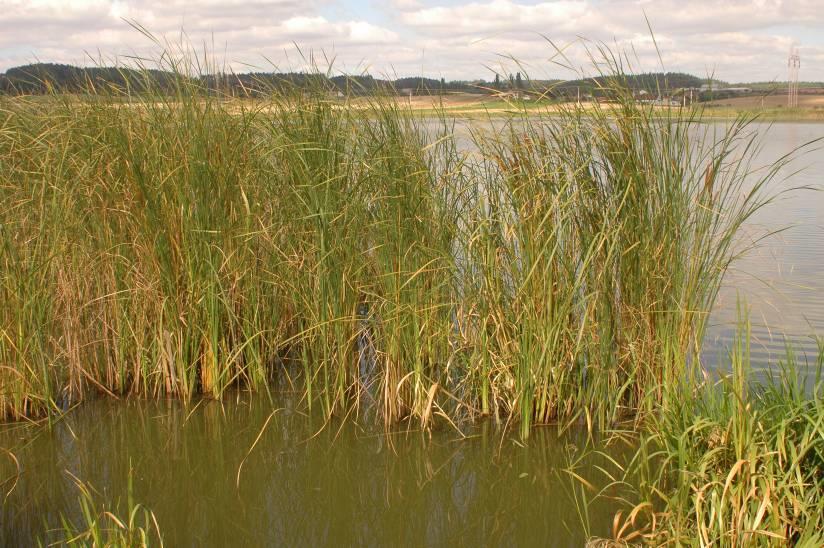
[406,106,824,122]
[391,91,824,122]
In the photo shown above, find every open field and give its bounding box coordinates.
[384,91,824,120]
[700,93,824,121]
[705,93,824,109]
[9,89,824,121]
[396,92,585,116]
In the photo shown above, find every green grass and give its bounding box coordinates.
[408,99,824,122]
[700,105,824,121]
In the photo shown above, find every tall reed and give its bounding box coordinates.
[0,47,800,437]
[458,76,791,435]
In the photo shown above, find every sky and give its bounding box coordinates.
[0,0,822,82]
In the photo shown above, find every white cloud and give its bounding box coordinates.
[401,0,595,34]
[0,0,822,82]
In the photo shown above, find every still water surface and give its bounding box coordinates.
[1,397,624,545]
[706,122,824,371]
[0,121,821,545]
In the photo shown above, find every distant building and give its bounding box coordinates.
[639,96,680,106]
[500,90,532,100]
[699,84,751,94]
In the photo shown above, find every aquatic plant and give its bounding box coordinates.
[611,325,824,544]
[0,38,820,545]
[46,472,162,547]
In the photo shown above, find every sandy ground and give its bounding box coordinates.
[403,93,493,108]
[406,92,824,112]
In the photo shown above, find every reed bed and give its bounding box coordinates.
[0,53,799,434]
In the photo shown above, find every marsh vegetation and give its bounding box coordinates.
[0,49,822,544]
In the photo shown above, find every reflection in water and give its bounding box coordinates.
[1,397,627,546]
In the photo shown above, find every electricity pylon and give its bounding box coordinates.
[788,46,801,108]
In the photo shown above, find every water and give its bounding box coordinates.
[705,122,824,371]
[0,397,626,545]
[1,121,821,545]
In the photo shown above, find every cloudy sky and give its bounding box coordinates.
[1,0,822,82]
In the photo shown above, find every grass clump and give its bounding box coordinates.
[604,323,824,545]
[457,77,792,435]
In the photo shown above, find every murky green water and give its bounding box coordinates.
[0,396,626,545]
[1,121,821,545]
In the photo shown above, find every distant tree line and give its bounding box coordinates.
[0,63,178,94]
[0,63,485,97]
[0,63,719,100]
[551,72,711,97]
